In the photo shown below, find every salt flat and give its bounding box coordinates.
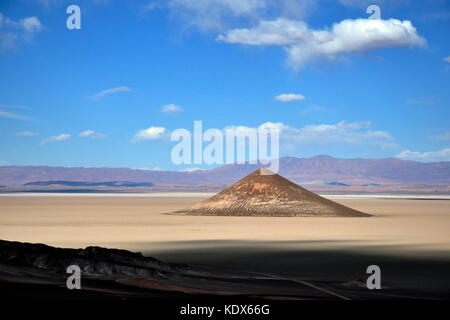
[1,192,449,199]
[1,194,449,253]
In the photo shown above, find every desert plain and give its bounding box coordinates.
[1,193,450,297]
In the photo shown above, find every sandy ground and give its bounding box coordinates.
[1,194,449,252]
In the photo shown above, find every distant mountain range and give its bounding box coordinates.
[0,155,449,193]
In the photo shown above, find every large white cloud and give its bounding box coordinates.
[396,148,450,162]
[133,126,167,142]
[217,17,425,69]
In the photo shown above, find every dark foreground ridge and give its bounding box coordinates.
[175,168,371,217]
[0,239,343,300]
[2,239,447,302]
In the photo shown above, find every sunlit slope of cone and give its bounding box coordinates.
[175,168,371,217]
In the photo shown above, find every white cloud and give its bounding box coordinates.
[281,121,389,144]
[0,109,30,120]
[180,167,205,172]
[41,134,71,144]
[217,17,425,70]
[161,104,184,113]
[20,17,42,33]
[396,148,450,162]
[130,120,394,156]
[17,131,38,136]
[224,120,394,150]
[0,12,43,50]
[90,86,132,100]
[274,93,305,102]
[133,126,167,142]
[78,130,107,139]
[444,56,450,63]
[152,166,162,171]
[217,18,308,45]
[1,13,42,32]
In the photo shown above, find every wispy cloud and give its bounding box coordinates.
[90,86,132,100]
[338,0,383,9]
[143,2,164,12]
[161,104,184,113]
[0,160,9,166]
[0,103,30,109]
[0,109,31,120]
[17,131,38,136]
[396,148,450,162]
[133,126,167,142]
[274,93,305,102]
[166,0,316,31]
[301,104,328,115]
[180,167,205,172]
[0,12,43,51]
[444,56,450,63]
[20,17,42,33]
[431,131,450,141]
[41,133,71,144]
[78,130,107,139]
[406,97,436,107]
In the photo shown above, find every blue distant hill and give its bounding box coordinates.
[24,181,153,187]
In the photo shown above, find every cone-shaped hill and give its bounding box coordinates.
[174,168,371,217]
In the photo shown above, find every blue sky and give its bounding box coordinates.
[0,0,449,170]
